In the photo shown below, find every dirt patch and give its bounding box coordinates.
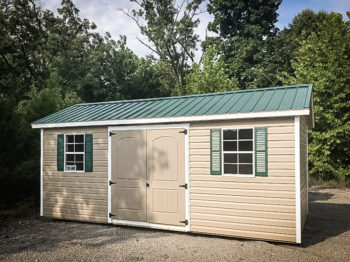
[1,188,349,262]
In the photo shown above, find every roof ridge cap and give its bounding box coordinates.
[75,84,311,106]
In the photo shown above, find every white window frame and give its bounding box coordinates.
[222,128,255,177]
[64,133,85,173]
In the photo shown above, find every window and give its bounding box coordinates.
[222,128,254,175]
[65,134,85,172]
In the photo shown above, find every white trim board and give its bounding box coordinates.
[111,219,188,232]
[32,109,310,129]
[107,123,190,231]
[40,129,43,216]
[294,116,301,244]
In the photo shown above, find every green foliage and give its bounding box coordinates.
[126,0,203,93]
[204,0,283,89]
[207,0,282,39]
[282,11,350,182]
[185,45,237,94]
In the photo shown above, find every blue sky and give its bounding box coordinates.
[42,0,350,59]
[276,0,349,29]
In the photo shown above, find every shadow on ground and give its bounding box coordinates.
[302,190,350,247]
[0,217,166,256]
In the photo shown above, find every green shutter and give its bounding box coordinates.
[85,134,93,172]
[255,127,268,177]
[210,129,222,175]
[57,134,64,171]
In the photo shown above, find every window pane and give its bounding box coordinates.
[224,164,237,174]
[75,144,84,152]
[66,161,74,166]
[239,164,253,174]
[239,129,253,139]
[239,141,253,151]
[66,135,74,143]
[239,153,252,163]
[223,129,237,140]
[66,144,74,152]
[76,154,84,162]
[76,163,84,171]
[224,153,237,163]
[66,154,74,161]
[75,135,84,143]
[223,141,237,151]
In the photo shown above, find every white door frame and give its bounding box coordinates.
[107,123,190,232]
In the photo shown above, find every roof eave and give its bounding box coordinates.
[32,108,310,129]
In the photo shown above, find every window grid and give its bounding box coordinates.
[64,134,85,172]
[222,128,255,176]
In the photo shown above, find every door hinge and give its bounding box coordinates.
[109,131,116,136]
[180,219,188,225]
[179,183,188,189]
[179,129,187,135]
[109,213,116,218]
[109,181,116,186]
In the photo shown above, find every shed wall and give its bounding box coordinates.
[43,127,108,223]
[189,117,297,242]
[300,116,308,231]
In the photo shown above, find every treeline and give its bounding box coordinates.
[0,0,349,216]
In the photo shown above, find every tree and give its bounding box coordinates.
[207,0,281,40]
[204,0,282,89]
[282,11,350,182]
[185,45,237,94]
[123,0,203,94]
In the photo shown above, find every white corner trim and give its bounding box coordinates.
[40,129,43,216]
[107,123,190,231]
[294,116,301,244]
[32,109,310,129]
[306,126,309,214]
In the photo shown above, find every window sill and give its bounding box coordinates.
[222,174,255,178]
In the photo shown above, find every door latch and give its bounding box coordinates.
[179,183,188,189]
[109,181,116,186]
[179,129,187,135]
[146,182,150,188]
[180,219,188,225]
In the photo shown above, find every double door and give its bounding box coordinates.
[111,128,186,226]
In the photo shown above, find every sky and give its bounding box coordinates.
[41,0,350,60]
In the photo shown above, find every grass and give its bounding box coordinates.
[309,176,350,188]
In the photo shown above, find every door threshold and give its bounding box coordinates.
[111,219,189,232]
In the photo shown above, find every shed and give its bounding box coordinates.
[32,84,314,243]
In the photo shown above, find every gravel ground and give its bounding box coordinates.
[1,187,349,262]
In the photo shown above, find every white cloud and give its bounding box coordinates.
[40,0,213,62]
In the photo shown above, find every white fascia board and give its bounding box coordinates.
[32,109,310,129]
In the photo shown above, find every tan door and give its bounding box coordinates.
[146,129,186,226]
[111,130,147,222]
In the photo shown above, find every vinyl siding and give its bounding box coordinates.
[300,116,308,231]
[189,117,296,243]
[42,127,108,223]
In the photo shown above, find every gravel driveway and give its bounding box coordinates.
[1,187,349,262]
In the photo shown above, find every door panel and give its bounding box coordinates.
[146,129,186,226]
[111,130,146,222]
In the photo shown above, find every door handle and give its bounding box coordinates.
[146,182,150,188]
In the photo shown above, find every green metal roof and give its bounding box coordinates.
[32,84,313,126]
